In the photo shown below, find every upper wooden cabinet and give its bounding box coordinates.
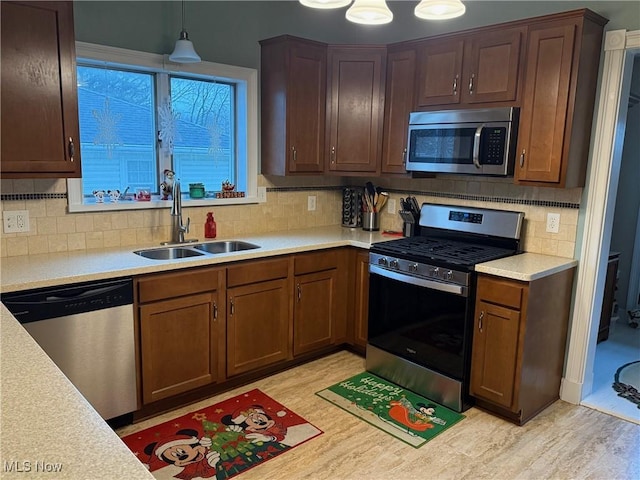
[415,27,524,108]
[260,36,327,175]
[1,1,81,178]
[325,46,386,175]
[515,11,607,187]
[381,47,416,175]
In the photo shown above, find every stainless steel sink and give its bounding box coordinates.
[192,241,261,254]
[134,247,205,260]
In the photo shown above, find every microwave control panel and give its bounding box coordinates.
[480,127,507,165]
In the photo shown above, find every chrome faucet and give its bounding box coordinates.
[163,180,192,244]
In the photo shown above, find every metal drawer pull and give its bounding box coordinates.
[297,283,301,302]
[520,149,526,167]
[469,74,475,94]
[229,298,234,316]
[68,137,75,161]
[292,146,297,162]
[453,75,458,95]
[479,311,484,332]
[213,302,218,320]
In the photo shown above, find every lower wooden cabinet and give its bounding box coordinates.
[293,249,347,356]
[226,258,290,376]
[136,267,225,405]
[352,249,370,350]
[470,269,575,424]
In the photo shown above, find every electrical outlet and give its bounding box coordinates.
[546,212,560,233]
[258,186,267,202]
[386,199,396,213]
[3,210,30,233]
[307,195,317,211]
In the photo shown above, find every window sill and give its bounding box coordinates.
[67,195,263,213]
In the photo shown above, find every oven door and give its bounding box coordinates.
[367,265,474,382]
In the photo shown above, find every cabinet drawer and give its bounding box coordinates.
[294,249,339,275]
[477,275,524,310]
[137,267,220,303]
[227,257,289,287]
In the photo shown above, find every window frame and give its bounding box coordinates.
[68,41,260,213]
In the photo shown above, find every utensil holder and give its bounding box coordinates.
[362,212,380,231]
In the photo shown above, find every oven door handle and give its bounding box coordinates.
[370,265,467,296]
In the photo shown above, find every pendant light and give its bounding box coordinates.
[346,0,393,25]
[299,0,351,8]
[169,0,201,63]
[414,0,466,20]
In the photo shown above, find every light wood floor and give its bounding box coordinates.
[118,351,640,480]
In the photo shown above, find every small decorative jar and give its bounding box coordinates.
[189,183,205,199]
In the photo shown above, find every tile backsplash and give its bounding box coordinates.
[0,175,581,259]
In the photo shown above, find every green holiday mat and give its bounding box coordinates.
[316,372,464,448]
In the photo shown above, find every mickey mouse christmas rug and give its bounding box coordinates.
[120,389,322,480]
[316,372,464,448]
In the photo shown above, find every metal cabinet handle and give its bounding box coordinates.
[297,283,302,302]
[68,137,75,161]
[229,298,234,316]
[520,149,526,168]
[478,311,484,332]
[292,146,297,163]
[402,147,407,166]
[469,74,475,94]
[331,146,336,164]
[453,75,458,95]
[213,302,218,321]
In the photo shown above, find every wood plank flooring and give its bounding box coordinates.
[118,351,640,480]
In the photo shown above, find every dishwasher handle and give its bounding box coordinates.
[2,278,133,323]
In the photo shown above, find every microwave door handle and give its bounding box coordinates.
[472,124,484,169]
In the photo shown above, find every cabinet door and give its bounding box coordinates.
[227,279,290,376]
[381,49,415,174]
[416,39,464,107]
[1,1,81,178]
[470,300,521,410]
[515,21,576,184]
[140,292,220,404]
[353,250,370,348]
[287,43,326,173]
[461,28,523,104]
[293,269,337,355]
[326,46,386,174]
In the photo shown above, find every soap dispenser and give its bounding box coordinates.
[205,212,217,239]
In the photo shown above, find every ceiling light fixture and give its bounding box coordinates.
[346,0,393,25]
[169,0,201,63]
[414,0,466,20]
[299,0,352,8]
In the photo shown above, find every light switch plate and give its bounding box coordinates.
[386,199,396,214]
[258,186,267,202]
[307,195,317,211]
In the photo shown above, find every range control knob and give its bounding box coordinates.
[377,257,388,267]
[409,263,419,273]
[444,270,454,280]
[389,259,399,269]
[430,267,440,277]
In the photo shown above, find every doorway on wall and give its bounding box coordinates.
[581,54,640,425]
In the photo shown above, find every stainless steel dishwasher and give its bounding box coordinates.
[1,278,138,421]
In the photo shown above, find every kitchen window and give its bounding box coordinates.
[67,42,258,212]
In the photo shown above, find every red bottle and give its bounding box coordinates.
[205,212,217,238]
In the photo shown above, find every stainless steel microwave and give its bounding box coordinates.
[406,107,519,176]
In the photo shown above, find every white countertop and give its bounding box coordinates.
[0,303,154,479]
[475,252,578,281]
[1,226,389,292]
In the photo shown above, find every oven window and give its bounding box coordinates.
[368,272,473,380]
[410,127,476,164]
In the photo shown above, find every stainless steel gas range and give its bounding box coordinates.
[366,203,524,412]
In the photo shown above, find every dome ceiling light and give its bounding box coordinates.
[299,0,465,24]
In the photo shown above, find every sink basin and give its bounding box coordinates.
[192,241,261,254]
[134,247,205,260]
